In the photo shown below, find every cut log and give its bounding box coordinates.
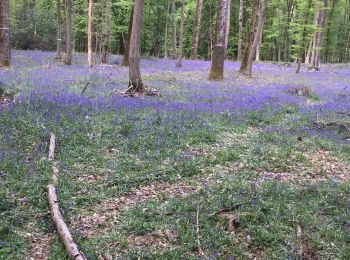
[48,185,86,260]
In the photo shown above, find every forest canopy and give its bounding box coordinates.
[8,0,350,63]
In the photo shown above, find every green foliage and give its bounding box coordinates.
[8,0,350,62]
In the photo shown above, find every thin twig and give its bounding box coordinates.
[196,206,205,256]
[81,83,90,94]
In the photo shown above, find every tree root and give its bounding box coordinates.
[119,85,164,99]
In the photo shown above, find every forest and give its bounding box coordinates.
[0,0,350,259]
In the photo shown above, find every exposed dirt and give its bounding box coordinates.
[0,94,15,106]
[27,231,52,260]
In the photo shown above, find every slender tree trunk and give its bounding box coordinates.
[164,1,170,59]
[208,0,213,60]
[56,0,62,59]
[244,0,268,76]
[308,0,327,71]
[314,1,327,70]
[128,0,145,93]
[305,38,313,65]
[88,0,93,66]
[122,4,134,66]
[239,0,259,73]
[208,0,229,80]
[64,0,72,65]
[0,0,10,68]
[94,31,98,65]
[101,0,111,64]
[190,0,203,60]
[72,4,76,53]
[237,0,244,60]
[255,16,264,61]
[295,0,313,73]
[172,0,177,59]
[224,0,231,52]
[176,0,185,67]
[153,2,162,58]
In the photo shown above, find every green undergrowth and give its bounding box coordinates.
[1,86,349,259]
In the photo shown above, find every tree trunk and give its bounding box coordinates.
[56,0,62,59]
[308,0,327,71]
[128,0,145,93]
[208,0,228,80]
[101,0,111,64]
[244,0,268,76]
[87,0,93,66]
[255,16,264,61]
[72,4,76,54]
[295,0,313,73]
[122,4,134,66]
[190,0,203,60]
[176,0,185,67]
[224,0,231,52]
[64,0,72,65]
[171,0,177,59]
[239,0,259,73]
[164,1,170,59]
[0,0,10,68]
[237,0,244,61]
[208,0,213,60]
[153,2,162,58]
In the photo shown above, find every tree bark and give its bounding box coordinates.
[121,3,134,66]
[208,0,228,80]
[176,0,185,67]
[190,0,203,60]
[87,0,93,66]
[308,0,327,71]
[295,0,313,73]
[128,0,144,93]
[237,0,244,61]
[56,0,62,59]
[239,0,259,73]
[244,0,268,76]
[208,0,213,60]
[47,185,86,260]
[164,1,170,59]
[64,0,73,65]
[0,0,10,68]
[47,134,86,260]
[255,16,264,61]
[224,0,231,52]
[171,0,177,59]
[101,0,111,64]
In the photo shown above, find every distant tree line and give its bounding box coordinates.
[4,0,349,65]
[1,0,350,85]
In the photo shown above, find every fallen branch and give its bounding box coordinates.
[313,120,350,132]
[47,134,86,260]
[48,134,56,160]
[208,200,253,217]
[337,111,350,116]
[81,83,90,94]
[48,185,86,260]
[196,206,205,256]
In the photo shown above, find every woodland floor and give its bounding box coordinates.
[0,51,350,259]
